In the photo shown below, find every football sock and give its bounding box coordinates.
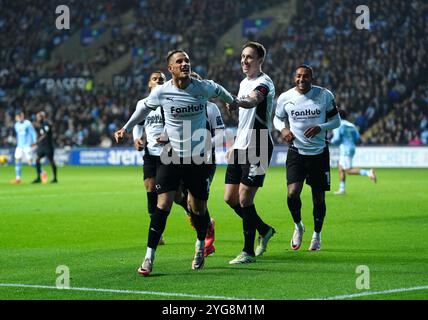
[295,221,304,231]
[287,196,302,224]
[313,201,326,233]
[255,213,270,236]
[52,163,57,179]
[339,181,345,191]
[36,162,41,179]
[147,207,170,249]
[313,231,321,240]
[144,247,155,261]
[195,239,205,251]
[146,192,157,217]
[231,204,243,218]
[242,205,257,256]
[190,210,210,241]
[15,161,22,179]
[232,204,269,235]
[359,169,369,176]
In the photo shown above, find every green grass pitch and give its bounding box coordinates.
[0,165,427,300]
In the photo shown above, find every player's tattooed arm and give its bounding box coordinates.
[236,90,264,109]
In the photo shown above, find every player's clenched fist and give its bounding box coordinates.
[134,138,144,151]
[114,128,126,143]
[281,128,295,143]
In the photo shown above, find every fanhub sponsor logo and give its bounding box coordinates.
[171,104,205,114]
[291,109,321,117]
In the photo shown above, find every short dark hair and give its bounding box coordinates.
[149,70,166,79]
[242,41,266,60]
[296,64,314,78]
[151,70,165,76]
[166,49,187,63]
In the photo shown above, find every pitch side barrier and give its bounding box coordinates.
[1,147,428,167]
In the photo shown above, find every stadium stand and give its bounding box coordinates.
[1,0,427,148]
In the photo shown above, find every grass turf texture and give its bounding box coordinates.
[0,165,427,300]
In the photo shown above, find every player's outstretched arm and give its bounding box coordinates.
[115,100,154,144]
[235,89,265,109]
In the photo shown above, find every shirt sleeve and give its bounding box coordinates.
[123,99,153,133]
[29,123,37,144]
[254,82,270,98]
[325,89,338,118]
[143,86,162,111]
[132,125,144,141]
[274,93,288,120]
[203,80,234,104]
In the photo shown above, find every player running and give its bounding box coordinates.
[114,50,237,276]
[273,65,341,251]
[32,111,58,184]
[11,111,37,184]
[331,108,376,195]
[225,42,276,264]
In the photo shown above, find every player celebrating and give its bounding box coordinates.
[331,108,376,195]
[225,42,276,264]
[132,71,218,253]
[11,111,37,184]
[32,111,58,184]
[132,71,167,245]
[114,50,237,276]
[273,65,341,251]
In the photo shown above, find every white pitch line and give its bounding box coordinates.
[0,283,254,300]
[311,285,428,300]
[2,283,427,300]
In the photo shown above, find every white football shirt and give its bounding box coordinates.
[207,101,224,133]
[233,73,275,150]
[143,78,233,158]
[140,108,164,156]
[275,85,336,155]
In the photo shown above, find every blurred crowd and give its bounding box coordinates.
[0,0,133,89]
[1,0,427,148]
[209,0,427,145]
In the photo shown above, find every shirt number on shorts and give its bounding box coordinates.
[325,172,330,185]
